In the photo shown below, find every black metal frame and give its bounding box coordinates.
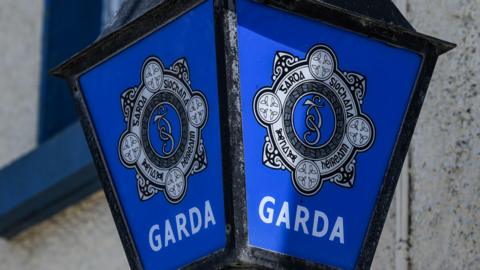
[52,0,454,269]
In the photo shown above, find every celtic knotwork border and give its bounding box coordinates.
[120,87,138,122]
[273,52,300,81]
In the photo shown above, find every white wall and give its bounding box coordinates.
[0,192,128,270]
[0,0,42,167]
[373,0,480,269]
[0,1,128,269]
[407,0,479,269]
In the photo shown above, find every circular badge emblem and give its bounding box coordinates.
[256,92,282,124]
[144,60,164,92]
[294,160,321,194]
[309,48,334,80]
[120,133,141,165]
[119,57,208,203]
[254,45,375,196]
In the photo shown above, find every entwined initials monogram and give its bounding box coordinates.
[154,105,175,156]
[304,96,325,146]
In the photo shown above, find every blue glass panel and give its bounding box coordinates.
[237,0,422,269]
[79,1,226,269]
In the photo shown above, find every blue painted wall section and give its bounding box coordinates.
[0,0,104,237]
[39,0,102,142]
[79,1,226,269]
[0,122,99,237]
[237,1,422,269]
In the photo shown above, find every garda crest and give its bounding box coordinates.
[119,57,208,203]
[253,45,375,196]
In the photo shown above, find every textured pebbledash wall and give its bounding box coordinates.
[407,0,480,269]
[0,192,128,270]
[0,0,478,269]
[373,0,480,269]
